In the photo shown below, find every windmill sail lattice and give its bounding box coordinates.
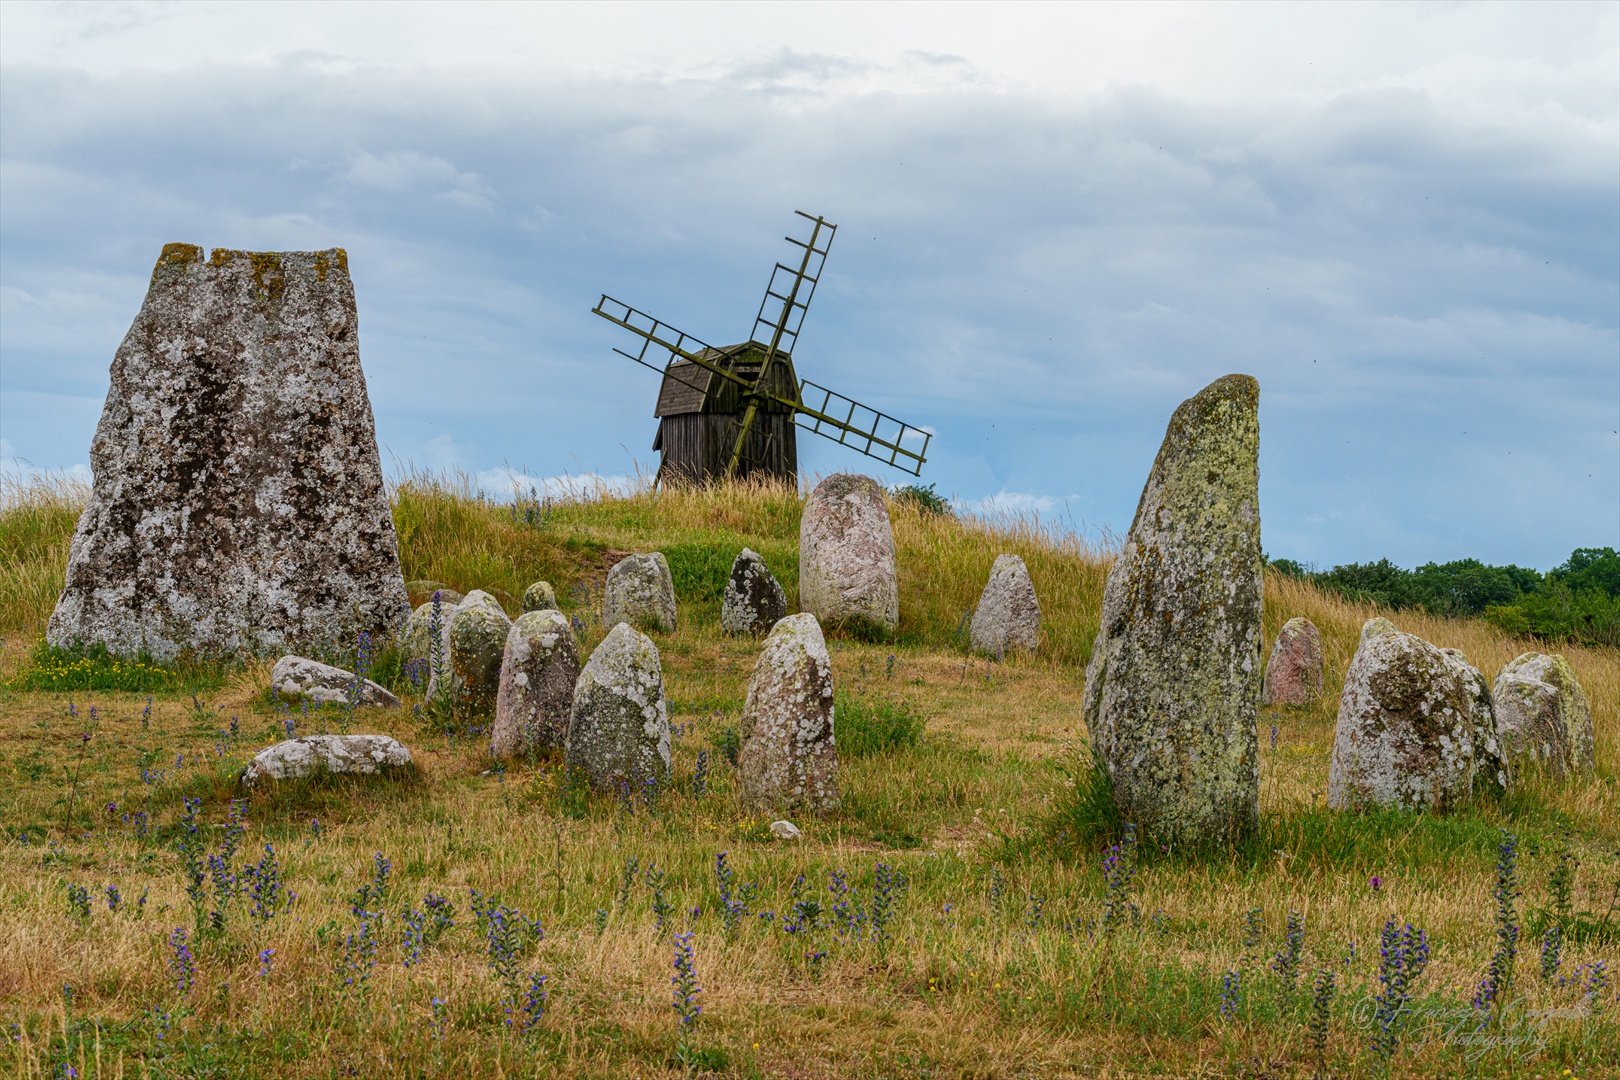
[591,212,931,482]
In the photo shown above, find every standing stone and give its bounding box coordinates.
[1081,374,1263,848]
[721,549,788,635]
[428,598,510,715]
[1260,617,1324,706]
[968,554,1041,658]
[1327,620,1509,811]
[270,655,400,709]
[565,622,671,790]
[1492,652,1594,779]
[799,474,898,636]
[602,553,677,633]
[402,591,459,665]
[46,244,407,661]
[522,581,558,614]
[738,613,839,812]
[492,610,582,760]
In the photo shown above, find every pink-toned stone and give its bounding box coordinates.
[1261,617,1324,706]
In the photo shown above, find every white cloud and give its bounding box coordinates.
[0,437,91,486]
[475,467,640,502]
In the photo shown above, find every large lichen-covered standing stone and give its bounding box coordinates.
[799,474,898,636]
[270,655,399,709]
[602,553,677,633]
[738,613,839,812]
[427,597,510,716]
[1081,374,1263,848]
[492,610,581,760]
[1328,620,1508,811]
[1492,652,1593,779]
[721,548,788,635]
[522,581,558,614]
[968,554,1041,658]
[241,734,413,788]
[565,622,671,790]
[1261,617,1324,706]
[47,244,407,661]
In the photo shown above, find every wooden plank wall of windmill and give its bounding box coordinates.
[656,413,796,484]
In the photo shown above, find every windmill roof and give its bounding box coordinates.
[654,344,797,417]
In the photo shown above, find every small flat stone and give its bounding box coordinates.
[241,734,413,787]
[770,820,802,841]
[270,655,399,709]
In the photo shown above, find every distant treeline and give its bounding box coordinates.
[1269,547,1620,648]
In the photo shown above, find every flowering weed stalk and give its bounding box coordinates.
[169,928,195,996]
[246,844,286,924]
[1472,829,1520,1021]
[1369,917,1431,1061]
[671,930,701,1028]
[870,862,908,948]
[402,893,456,967]
[1307,969,1336,1070]
[1100,824,1138,934]
[1271,910,1305,1003]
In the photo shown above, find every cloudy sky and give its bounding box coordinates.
[2,1,1616,570]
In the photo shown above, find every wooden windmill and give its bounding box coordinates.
[592,212,931,485]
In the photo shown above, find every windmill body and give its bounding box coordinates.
[594,212,930,486]
[652,344,800,484]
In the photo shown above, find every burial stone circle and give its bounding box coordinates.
[737,613,840,812]
[270,655,399,709]
[1492,652,1593,779]
[1261,617,1324,706]
[721,548,788,635]
[47,244,407,661]
[1327,621,1508,812]
[968,554,1040,658]
[491,610,581,760]
[522,581,559,613]
[427,597,510,715]
[241,734,413,787]
[565,622,671,790]
[603,553,677,633]
[1081,374,1263,849]
[799,473,898,636]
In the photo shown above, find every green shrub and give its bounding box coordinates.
[890,483,951,516]
[835,694,925,757]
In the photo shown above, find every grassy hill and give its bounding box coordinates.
[1,472,1616,1078]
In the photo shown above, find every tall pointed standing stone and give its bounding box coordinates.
[968,554,1041,658]
[1081,374,1263,848]
[46,244,407,660]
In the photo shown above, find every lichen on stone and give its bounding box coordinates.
[1081,374,1263,849]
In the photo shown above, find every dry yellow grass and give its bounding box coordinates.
[1,474,1616,1078]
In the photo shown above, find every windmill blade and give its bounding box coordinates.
[750,212,835,360]
[592,295,757,392]
[790,378,931,476]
